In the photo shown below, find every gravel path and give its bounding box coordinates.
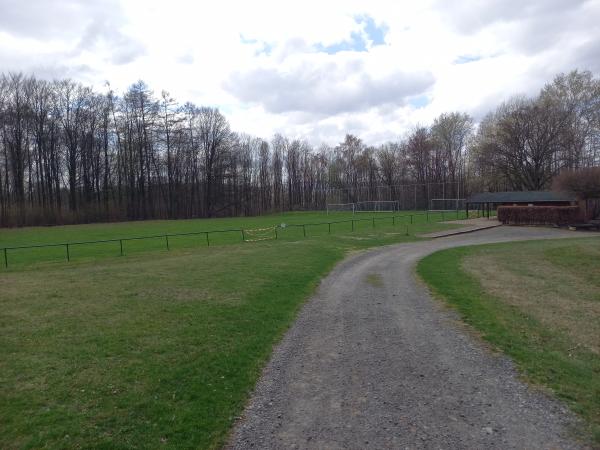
[228,226,592,449]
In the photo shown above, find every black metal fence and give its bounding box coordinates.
[1,210,467,269]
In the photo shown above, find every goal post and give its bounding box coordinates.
[354,200,399,213]
[429,198,465,211]
[243,226,277,242]
[326,203,356,215]
[326,200,403,214]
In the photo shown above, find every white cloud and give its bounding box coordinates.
[225,55,434,115]
[0,0,598,146]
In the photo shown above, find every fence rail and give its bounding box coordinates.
[1,210,468,269]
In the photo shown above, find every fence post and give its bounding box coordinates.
[3,248,7,268]
[205,232,210,247]
[302,224,306,237]
[120,239,123,256]
[65,243,70,262]
[165,235,170,251]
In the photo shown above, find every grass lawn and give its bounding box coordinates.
[0,210,461,269]
[1,211,459,449]
[417,237,600,445]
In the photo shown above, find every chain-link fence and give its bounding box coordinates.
[323,182,467,211]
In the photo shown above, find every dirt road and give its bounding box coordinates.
[228,226,591,449]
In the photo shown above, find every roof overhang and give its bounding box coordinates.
[466,191,576,204]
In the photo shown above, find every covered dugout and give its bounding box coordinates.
[465,191,577,218]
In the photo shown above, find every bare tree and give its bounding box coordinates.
[472,96,570,190]
[196,107,231,217]
[431,112,473,197]
[541,70,600,168]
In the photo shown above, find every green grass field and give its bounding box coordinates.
[418,238,600,445]
[0,210,462,269]
[0,210,460,449]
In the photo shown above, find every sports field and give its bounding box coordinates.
[0,210,461,269]
[0,210,459,449]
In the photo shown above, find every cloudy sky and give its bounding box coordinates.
[1,0,599,145]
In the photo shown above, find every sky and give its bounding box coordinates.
[0,0,599,145]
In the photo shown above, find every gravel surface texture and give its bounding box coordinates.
[228,226,593,449]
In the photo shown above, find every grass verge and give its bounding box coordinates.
[417,237,600,445]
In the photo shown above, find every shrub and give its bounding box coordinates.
[497,206,582,225]
[553,167,600,200]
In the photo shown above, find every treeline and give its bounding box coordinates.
[0,70,599,227]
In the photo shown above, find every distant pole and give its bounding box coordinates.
[328,223,331,234]
[303,224,306,237]
[206,232,210,246]
[414,184,417,210]
[120,239,123,256]
[241,229,245,241]
[3,248,7,268]
[352,220,355,232]
[165,235,170,251]
[65,244,70,262]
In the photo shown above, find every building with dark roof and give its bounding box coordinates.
[465,191,577,218]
